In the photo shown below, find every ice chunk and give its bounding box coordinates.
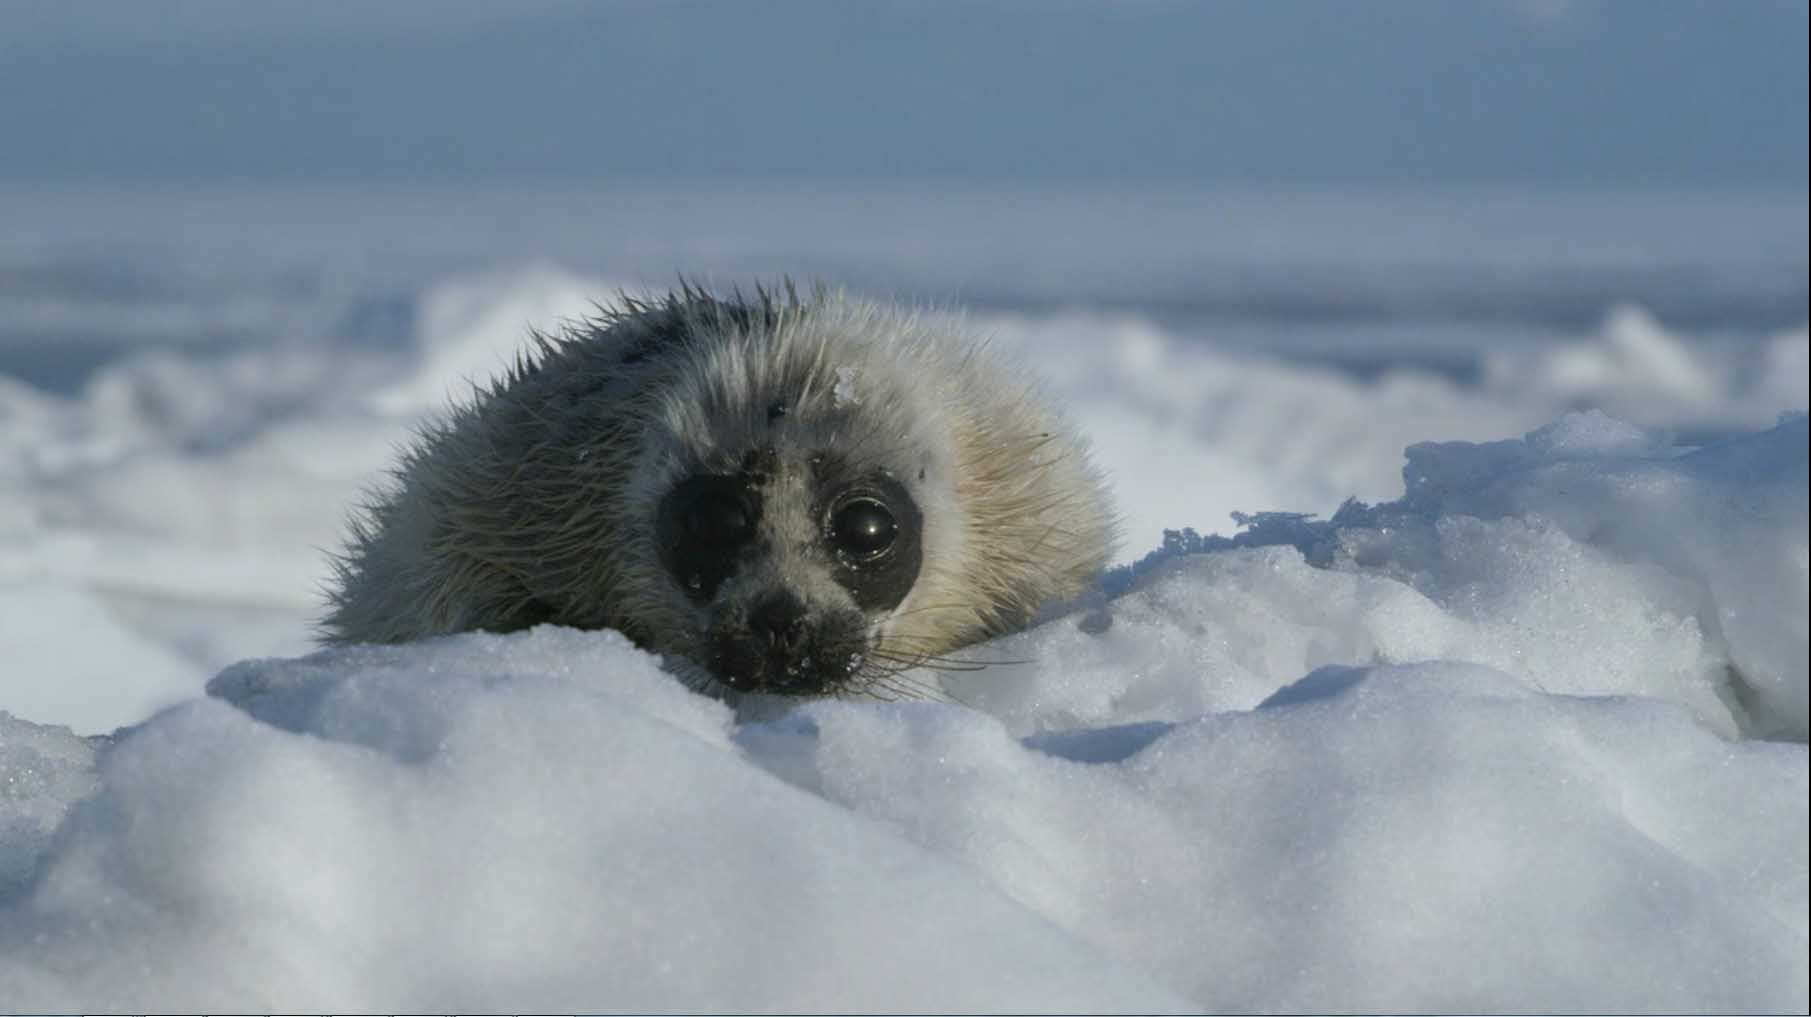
[0,712,98,896]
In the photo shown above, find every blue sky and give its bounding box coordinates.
[1,0,1805,184]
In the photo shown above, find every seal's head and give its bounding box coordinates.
[646,412,927,696]
[323,286,1115,700]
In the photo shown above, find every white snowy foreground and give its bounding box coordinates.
[0,266,1807,1010]
[1,408,1805,1011]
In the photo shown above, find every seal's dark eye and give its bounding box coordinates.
[829,498,897,560]
[683,490,754,547]
[816,474,921,610]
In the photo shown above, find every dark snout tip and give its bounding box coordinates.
[749,591,808,651]
[709,595,865,697]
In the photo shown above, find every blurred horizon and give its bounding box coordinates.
[1,0,1804,397]
[1,0,1806,186]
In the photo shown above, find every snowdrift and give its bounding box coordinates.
[2,414,1804,1012]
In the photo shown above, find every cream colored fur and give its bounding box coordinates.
[323,286,1115,697]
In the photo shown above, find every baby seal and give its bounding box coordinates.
[323,285,1115,699]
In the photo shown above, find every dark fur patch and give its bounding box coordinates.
[655,475,766,604]
[709,595,864,695]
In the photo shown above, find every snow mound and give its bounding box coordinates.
[749,662,1806,1012]
[1486,306,1811,430]
[0,628,1801,1011]
[960,412,1803,742]
[0,629,1184,1012]
[0,415,1805,1011]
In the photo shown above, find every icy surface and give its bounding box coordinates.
[0,421,1804,1011]
[0,632,1185,1011]
[0,633,1802,1011]
[961,413,1808,742]
[0,713,97,898]
[0,260,1806,1010]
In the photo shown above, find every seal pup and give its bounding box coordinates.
[323,285,1115,699]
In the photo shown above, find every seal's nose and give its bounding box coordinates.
[749,592,808,655]
[711,591,862,695]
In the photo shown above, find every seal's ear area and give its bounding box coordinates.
[319,284,1115,704]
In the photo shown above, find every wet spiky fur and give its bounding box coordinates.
[322,285,1115,699]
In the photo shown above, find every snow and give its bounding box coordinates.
[832,364,861,408]
[0,257,1806,1011]
[0,633,1184,1012]
[975,411,1806,743]
[1,623,1802,1009]
[993,306,1809,557]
